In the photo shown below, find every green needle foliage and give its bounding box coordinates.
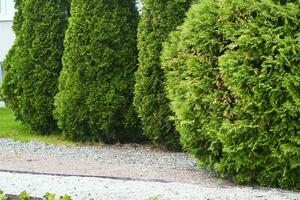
[11,0,24,33]
[162,0,246,169]
[54,0,142,143]
[1,0,24,119]
[2,0,69,133]
[163,0,300,189]
[134,0,193,150]
[217,0,300,189]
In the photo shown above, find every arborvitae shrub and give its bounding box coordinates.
[163,0,300,189]
[217,0,300,189]
[134,0,193,150]
[2,0,69,132]
[162,0,253,169]
[54,0,142,143]
[1,0,24,119]
[11,0,23,33]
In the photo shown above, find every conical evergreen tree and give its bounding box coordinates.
[54,0,142,143]
[3,0,69,132]
[1,0,24,117]
[134,0,193,149]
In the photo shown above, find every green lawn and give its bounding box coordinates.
[0,107,75,145]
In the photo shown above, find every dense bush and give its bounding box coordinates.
[163,0,300,189]
[217,0,300,189]
[54,0,142,143]
[134,0,193,149]
[2,0,69,133]
[1,0,24,119]
[162,0,240,169]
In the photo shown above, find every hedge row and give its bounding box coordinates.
[2,0,69,133]
[162,0,300,189]
[2,0,299,189]
[54,0,143,143]
[2,0,143,143]
[2,0,193,146]
[134,0,193,150]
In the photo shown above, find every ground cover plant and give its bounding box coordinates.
[162,0,300,189]
[2,0,69,133]
[54,0,142,143]
[134,0,193,150]
[0,190,71,200]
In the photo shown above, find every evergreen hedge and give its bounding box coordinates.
[217,0,300,189]
[134,0,193,149]
[2,0,69,133]
[162,0,237,169]
[54,0,142,143]
[162,0,300,189]
[1,0,24,120]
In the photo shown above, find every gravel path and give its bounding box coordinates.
[1,172,300,200]
[0,138,197,171]
[0,138,299,199]
[0,138,220,185]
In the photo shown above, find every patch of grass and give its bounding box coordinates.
[0,107,75,146]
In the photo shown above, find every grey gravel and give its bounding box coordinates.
[0,138,198,171]
[0,138,299,199]
[1,172,299,200]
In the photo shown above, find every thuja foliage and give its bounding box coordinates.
[11,0,24,33]
[2,0,69,133]
[162,0,245,169]
[163,0,300,189]
[1,0,24,119]
[134,0,193,150]
[54,0,142,143]
[217,0,300,189]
